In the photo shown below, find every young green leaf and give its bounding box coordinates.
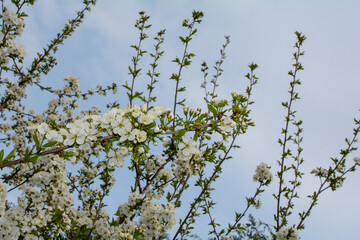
[42,141,58,148]
[3,149,16,163]
[207,104,217,116]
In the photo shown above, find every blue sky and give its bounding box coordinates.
[15,0,360,239]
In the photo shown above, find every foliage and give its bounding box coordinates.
[0,1,359,240]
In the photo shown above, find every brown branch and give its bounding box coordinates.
[0,135,116,169]
[296,121,360,229]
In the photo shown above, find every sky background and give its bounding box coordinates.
[13,0,360,239]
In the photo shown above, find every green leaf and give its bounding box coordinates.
[196,114,206,123]
[179,36,186,43]
[148,121,156,129]
[11,0,20,5]
[0,150,4,162]
[207,104,217,116]
[3,149,16,163]
[177,129,187,138]
[42,141,58,148]
[128,66,134,74]
[63,151,75,160]
[33,132,40,147]
[27,154,40,163]
[142,144,150,151]
[183,58,191,66]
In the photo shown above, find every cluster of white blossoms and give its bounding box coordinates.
[219,116,236,134]
[7,39,27,58]
[24,105,186,238]
[310,167,328,178]
[0,37,27,66]
[145,155,166,173]
[1,6,25,28]
[107,146,129,167]
[34,115,101,159]
[253,162,273,183]
[178,135,199,157]
[174,135,204,177]
[101,105,169,136]
[0,9,255,232]
[1,6,25,34]
[116,192,176,239]
[156,168,173,182]
[4,81,26,98]
[144,155,173,194]
[1,2,358,238]
[0,155,74,239]
[63,75,81,95]
[0,205,21,239]
[31,105,172,157]
[139,201,176,239]
[0,6,27,67]
[276,226,300,240]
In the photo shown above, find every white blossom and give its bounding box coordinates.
[219,116,236,134]
[276,226,299,240]
[310,167,328,177]
[1,7,25,33]
[7,40,27,58]
[253,162,273,183]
